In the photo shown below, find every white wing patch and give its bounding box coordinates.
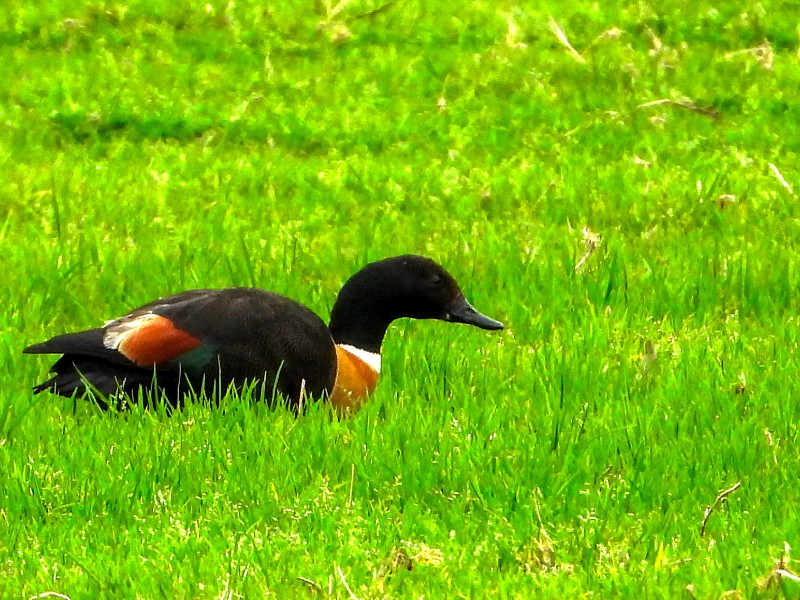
[103,312,159,350]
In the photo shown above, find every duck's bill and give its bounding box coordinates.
[446,297,504,331]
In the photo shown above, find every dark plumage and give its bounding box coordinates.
[24,255,503,410]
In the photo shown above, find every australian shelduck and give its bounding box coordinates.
[24,255,503,412]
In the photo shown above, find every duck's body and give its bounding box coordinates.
[25,255,503,411]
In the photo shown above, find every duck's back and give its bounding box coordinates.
[177,289,339,401]
[26,288,339,405]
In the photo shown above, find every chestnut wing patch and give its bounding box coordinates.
[104,313,204,367]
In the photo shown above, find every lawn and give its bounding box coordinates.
[2,0,800,597]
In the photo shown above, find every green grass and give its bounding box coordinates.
[3,0,800,597]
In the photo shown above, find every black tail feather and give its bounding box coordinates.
[31,354,182,408]
[24,329,129,366]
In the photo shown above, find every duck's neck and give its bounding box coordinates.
[328,260,405,354]
[328,298,386,414]
[328,307,391,354]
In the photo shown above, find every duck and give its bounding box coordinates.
[24,254,503,412]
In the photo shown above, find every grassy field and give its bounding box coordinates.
[3,0,800,597]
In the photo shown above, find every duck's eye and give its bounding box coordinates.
[430,274,442,285]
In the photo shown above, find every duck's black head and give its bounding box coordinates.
[329,255,503,353]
